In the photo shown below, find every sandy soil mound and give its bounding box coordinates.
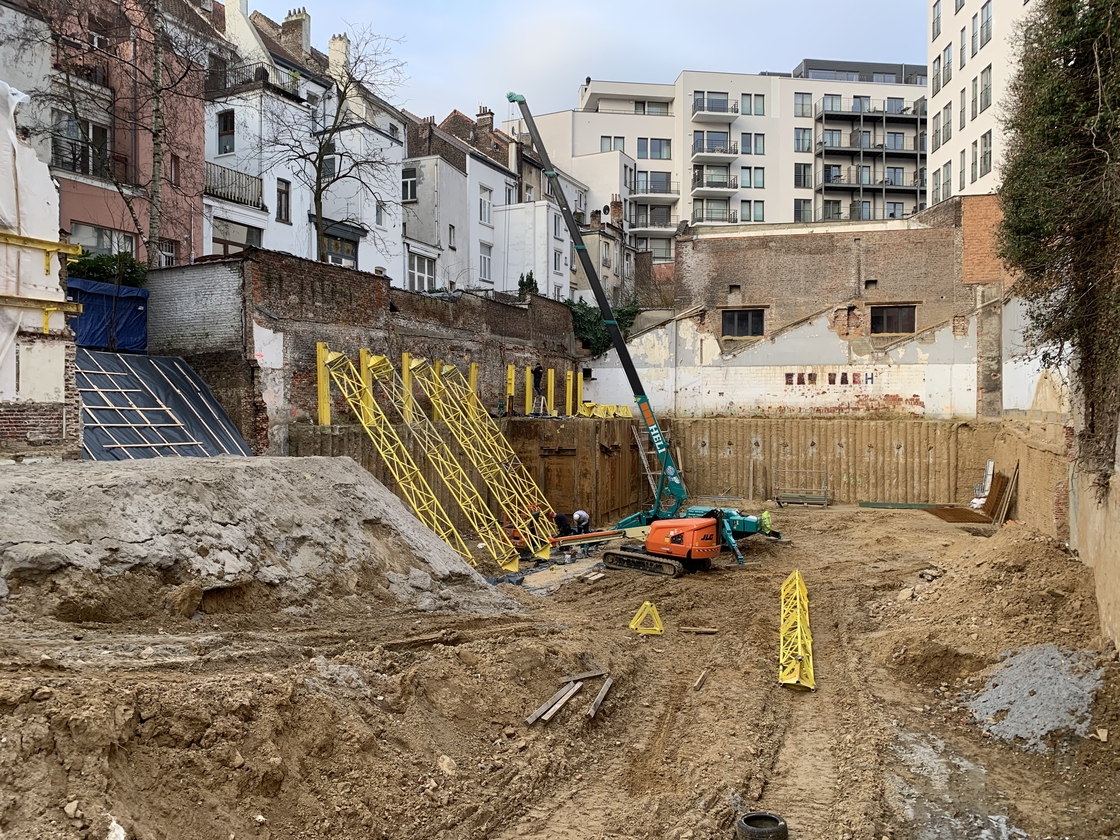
[0,456,513,622]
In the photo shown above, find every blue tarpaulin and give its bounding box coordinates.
[66,277,149,352]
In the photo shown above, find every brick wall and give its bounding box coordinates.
[146,260,246,354]
[962,193,1015,288]
[0,332,81,459]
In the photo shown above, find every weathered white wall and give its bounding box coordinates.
[586,312,979,419]
[1001,295,1069,420]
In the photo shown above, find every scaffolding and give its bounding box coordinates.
[412,359,556,559]
[318,344,474,565]
[779,569,816,691]
[363,351,520,572]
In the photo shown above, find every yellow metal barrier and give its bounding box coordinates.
[779,569,815,690]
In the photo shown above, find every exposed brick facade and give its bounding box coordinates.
[0,333,82,459]
[147,249,580,455]
[962,193,1016,289]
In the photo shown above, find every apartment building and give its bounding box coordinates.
[926,0,1034,205]
[504,59,927,266]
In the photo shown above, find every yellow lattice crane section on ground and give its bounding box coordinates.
[412,359,557,560]
[317,344,473,565]
[363,352,520,572]
[779,569,815,690]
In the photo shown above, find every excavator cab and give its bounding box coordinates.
[646,517,720,562]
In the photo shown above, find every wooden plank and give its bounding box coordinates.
[693,669,708,691]
[680,626,719,635]
[527,683,576,725]
[857,502,937,509]
[540,681,583,722]
[559,668,606,683]
[586,677,614,719]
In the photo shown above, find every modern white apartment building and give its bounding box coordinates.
[926,0,1034,205]
[504,59,927,265]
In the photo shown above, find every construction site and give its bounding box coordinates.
[3,69,1120,840]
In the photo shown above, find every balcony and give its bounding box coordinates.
[205,161,264,209]
[628,214,679,234]
[691,208,738,224]
[691,140,739,162]
[205,61,302,99]
[816,207,915,222]
[815,167,924,190]
[814,134,926,154]
[691,174,739,196]
[692,97,738,123]
[631,181,680,204]
[814,98,927,118]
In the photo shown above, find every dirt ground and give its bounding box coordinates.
[2,500,1118,840]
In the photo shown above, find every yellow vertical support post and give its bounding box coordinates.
[524,366,533,416]
[316,342,331,426]
[432,359,444,422]
[401,351,414,424]
[779,569,816,690]
[505,365,515,414]
[547,369,555,416]
[359,348,373,422]
[575,370,583,413]
[469,362,478,395]
[565,371,573,416]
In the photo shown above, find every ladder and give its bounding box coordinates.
[632,423,684,511]
[320,346,474,565]
[363,352,520,572]
[412,359,557,559]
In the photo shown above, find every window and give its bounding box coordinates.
[553,214,563,239]
[960,89,966,129]
[887,97,904,114]
[955,0,964,10]
[857,165,871,185]
[821,200,842,220]
[932,58,941,95]
[374,202,385,228]
[942,161,952,199]
[754,134,765,155]
[321,144,336,180]
[554,285,562,301]
[408,253,436,291]
[823,164,841,184]
[168,154,180,186]
[932,169,941,204]
[723,309,764,337]
[402,167,417,201]
[942,103,953,143]
[51,112,110,177]
[479,186,492,224]
[960,27,967,68]
[886,131,905,150]
[525,185,534,202]
[980,130,992,176]
[971,76,979,119]
[752,168,765,188]
[448,224,456,249]
[794,92,813,117]
[158,238,177,268]
[873,73,897,83]
[971,140,978,182]
[211,218,261,256]
[943,44,953,84]
[980,65,992,111]
[635,101,669,115]
[794,163,812,189]
[794,128,813,152]
[794,198,813,222]
[886,166,904,186]
[639,138,671,159]
[479,242,492,281]
[70,222,134,257]
[971,14,979,55]
[217,110,235,154]
[88,16,110,49]
[932,0,941,39]
[753,94,765,115]
[276,179,290,222]
[959,150,966,191]
[600,136,624,152]
[752,200,765,222]
[886,202,905,219]
[553,250,562,273]
[871,306,916,334]
[931,114,941,152]
[980,0,992,47]
[822,93,842,111]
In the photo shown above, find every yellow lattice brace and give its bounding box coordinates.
[779,569,815,690]
[321,348,474,565]
[364,352,519,572]
[412,359,556,559]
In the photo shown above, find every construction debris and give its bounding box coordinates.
[540,681,584,723]
[586,677,614,718]
[694,669,709,691]
[680,626,719,634]
[560,668,607,683]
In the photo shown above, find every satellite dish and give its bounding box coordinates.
[603,205,610,214]
[586,76,591,85]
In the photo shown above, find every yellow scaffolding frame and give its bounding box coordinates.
[412,359,557,559]
[317,343,474,565]
[363,351,520,572]
[779,569,815,690]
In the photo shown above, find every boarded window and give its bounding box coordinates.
[722,308,764,337]
[870,305,916,334]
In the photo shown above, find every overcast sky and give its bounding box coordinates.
[251,0,929,121]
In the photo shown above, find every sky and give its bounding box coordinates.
[251,0,929,122]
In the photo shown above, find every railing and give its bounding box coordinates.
[632,181,680,195]
[814,134,926,152]
[815,167,924,188]
[816,207,916,222]
[814,98,926,117]
[71,59,110,87]
[692,140,739,155]
[691,208,738,223]
[595,106,674,117]
[692,98,738,116]
[205,161,264,209]
[628,215,679,229]
[980,19,992,47]
[692,174,739,190]
[205,62,302,97]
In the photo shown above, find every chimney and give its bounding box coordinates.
[281,8,311,56]
[610,196,623,226]
[476,106,493,132]
[328,33,351,75]
[590,209,602,229]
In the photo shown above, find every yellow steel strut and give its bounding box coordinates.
[779,569,815,690]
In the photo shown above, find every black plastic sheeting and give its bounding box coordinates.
[66,278,149,352]
[78,349,253,461]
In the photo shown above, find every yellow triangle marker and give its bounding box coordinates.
[629,601,664,635]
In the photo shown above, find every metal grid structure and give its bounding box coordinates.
[412,359,556,560]
[78,350,252,460]
[364,352,520,572]
[779,569,816,691]
[774,468,830,507]
[319,345,473,565]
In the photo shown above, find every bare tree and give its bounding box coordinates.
[261,25,404,262]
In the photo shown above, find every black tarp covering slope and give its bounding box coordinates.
[78,349,253,460]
